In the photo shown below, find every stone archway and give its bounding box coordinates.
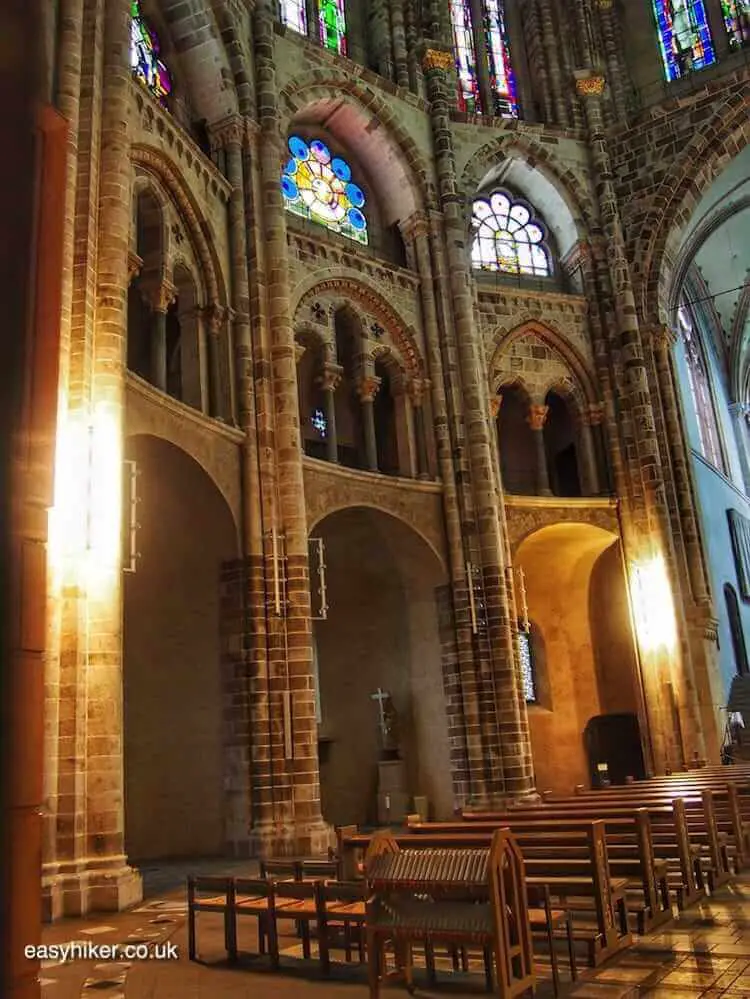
[311,506,453,825]
[123,434,239,861]
[515,522,642,793]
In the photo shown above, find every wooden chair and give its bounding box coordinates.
[187,875,235,962]
[233,877,279,967]
[527,883,577,997]
[273,880,323,962]
[259,859,302,881]
[300,858,341,881]
[317,880,368,973]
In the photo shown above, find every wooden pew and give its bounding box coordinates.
[339,823,632,966]
[406,812,671,934]
[463,801,703,909]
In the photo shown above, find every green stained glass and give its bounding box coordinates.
[319,0,347,55]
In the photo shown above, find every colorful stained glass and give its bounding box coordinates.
[652,0,716,80]
[319,0,347,55]
[311,408,327,438]
[484,0,518,117]
[722,0,750,49]
[130,0,172,106]
[471,192,550,277]
[281,0,307,35]
[518,629,536,703]
[450,0,481,113]
[281,136,368,245]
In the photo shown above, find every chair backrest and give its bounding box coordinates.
[320,880,367,904]
[260,859,302,880]
[187,875,233,905]
[234,877,274,899]
[272,879,318,903]
[300,859,340,880]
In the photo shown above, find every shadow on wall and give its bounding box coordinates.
[123,433,238,861]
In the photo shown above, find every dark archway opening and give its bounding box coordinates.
[726,583,749,676]
[498,385,536,494]
[544,391,581,497]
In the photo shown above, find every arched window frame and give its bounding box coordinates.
[721,1,750,50]
[130,0,173,107]
[280,0,308,35]
[677,299,726,473]
[281,135,368,246]
[651,0,716,81]
[471,190,552,278]
[449,0,518,118]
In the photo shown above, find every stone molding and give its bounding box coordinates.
[140,275,177,313]
[574,73,606,97]
[317,363,344,392]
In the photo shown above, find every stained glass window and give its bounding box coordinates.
[319,0,347,55]
[311,408,327,438]
[518,629,536,703]
[652,0,716,80]
[130,0,172,106]
[471,192,551,277]
[485,0,518,117]
[450,0,481,113]
[281,0,307,35]
[722,0,750,49]
[281,136,368,245]
[678,303,725,471]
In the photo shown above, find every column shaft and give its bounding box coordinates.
[150,308,167,391]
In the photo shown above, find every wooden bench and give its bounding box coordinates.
[365,829,535,999]
[340,821,631,966]
[407,812,671,935]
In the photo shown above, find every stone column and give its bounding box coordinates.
[539,0,568,125]
[254,0,328,855]
[409,377,430,479]
[575,70,706,770]
[317,363,343,464]
[357,374,381,472]
[420,46,535,799]
[204,303,226,420]
[729,402,750,494]
[528,404,552,495]
[594,0,629,120]
[389,0,410,88]
[578,407,601,496]
[143,277,176,393]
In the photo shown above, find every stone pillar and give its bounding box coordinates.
[357,374,381,471]
[527,404,552,495]
[729,402,750,494]
[204,304,226,420]
[254,0,328,854]
[420,46,535,799]
[595,0,629,120]
[389,0,410,88]
[539,0,568,125]
[317,363,343,464]
[409,378,430,479]
[578,408,601,496]
[575,70,706,770]
[143,278,176,393]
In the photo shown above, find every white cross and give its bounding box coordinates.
[370,688,390,735]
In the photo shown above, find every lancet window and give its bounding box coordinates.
[518,629,537,703]
[130,0,172,106]
[280,0,307,35]
[319,0,347,55]
[721,0,750,49]
[678,303,725,472]
[449,0,517,117]
[281,136,368,246]
[652,0,716,80]
[471,192,551,277]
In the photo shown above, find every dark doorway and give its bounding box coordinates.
[584,713,646,787]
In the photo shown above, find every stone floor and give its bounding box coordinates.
[36,864,750,998]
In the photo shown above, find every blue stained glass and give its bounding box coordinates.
[311,408,327,438]
[652,0,716,81]
[281,135,368,246]
[289,136,310,160]
[331,157,351,181]
[345,183,365,208]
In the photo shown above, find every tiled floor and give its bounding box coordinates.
[35,868,750,998]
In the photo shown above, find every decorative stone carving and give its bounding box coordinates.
[209,114,245,150]
[652,324,678,351]
[489,396,502,420]
[421,48,455,73]
[203,303,226,335]
[527,404,549,431]
[574,74,606,97]
[142,276,177,313]
[584,402,605,426]
[128,251,143,282]
[317,364,344,392]
[356,375,382,402]
[407,378,428,407]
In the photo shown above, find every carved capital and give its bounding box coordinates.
[128,251,143,282]
[317,363,344,393]
[356,375,382,403]
[203,303,227,334]
[584,402,605,426]
[595,0,614,9]
[574,73,606,97]
[421,48,455,73]
[651,323,678,351]
[527,404,549,431]
[142,276,177,313]
[401,211,430,242]
[209,114,245,151]
[729,402,750,421]
[687,601,719,642]
[407,378,428,407]
[489,395,502,420]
